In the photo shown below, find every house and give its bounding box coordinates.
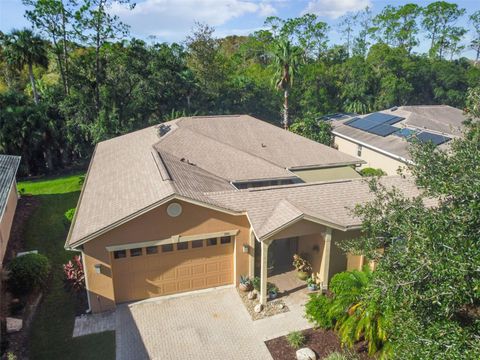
[330,105,466,175]
[0,155,21,265]
[65,115,422,313]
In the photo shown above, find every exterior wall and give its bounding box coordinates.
[0,181,18,264]
[334,136,407,176]
[82,199,251,313]
[292,166,361,182]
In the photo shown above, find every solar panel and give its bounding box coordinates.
[363,112,404,125]
[347,118,379,130]
[344,117,360,125]
[414,131,451,146]
[394,128,417,139]
[367,124,398,137]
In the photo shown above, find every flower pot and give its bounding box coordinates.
[239,283,252,292]
[307,284,318,291]
[268,291,278,300]
[297,271,309,280]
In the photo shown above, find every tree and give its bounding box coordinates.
[372,3,421,53]
[352,7,373,57]
[422,1,466,59]
[2,29,48,104]
[289,113,332,146]
[23,0,76,95]
[469,10,480,62]
[338,13,355,57]
[271,39,302,129]
[343,88,480,359]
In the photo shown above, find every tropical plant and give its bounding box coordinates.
[7,253,51,296]
[63,255,85,292]
[289,113,333,146]
[2,29,48,104]
[64,207,75,222]
[305,293,334,328]
[271,38,302,129]
[286,330,305,349]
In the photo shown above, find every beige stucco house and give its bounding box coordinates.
[331,105,466,175]
[66,115,422,313]
[0,155,21,265]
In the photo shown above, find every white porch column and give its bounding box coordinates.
[249,229,255,278]
[260,239,272,305]
[320,227,332,290]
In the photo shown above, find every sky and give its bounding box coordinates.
[1,0,479,57]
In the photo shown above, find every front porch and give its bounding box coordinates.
[252,220,336,306]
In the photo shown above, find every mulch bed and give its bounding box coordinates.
[265,328,372,360]
[237,289,289,320]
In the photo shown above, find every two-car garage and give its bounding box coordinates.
[111,235,234,303]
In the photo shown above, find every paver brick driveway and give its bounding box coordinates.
[116,287,276,360]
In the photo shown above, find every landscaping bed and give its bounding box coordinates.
[265,328,371,360]
[237,289,289,320]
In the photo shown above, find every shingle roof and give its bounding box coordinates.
[67,115,418,248]
[206,176,429,239]
[0,155,21,219]
[332,105,466,161]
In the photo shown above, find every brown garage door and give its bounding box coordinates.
[111,236,234,303]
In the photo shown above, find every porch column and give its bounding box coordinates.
[249,229,255,278]
[320,227,332,290]
[260,239,272,305]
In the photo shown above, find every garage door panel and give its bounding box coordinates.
[113,237,234,303]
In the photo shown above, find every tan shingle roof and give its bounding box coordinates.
[206,176,428,239]
[67,115,415,248]
[332,105,466,161]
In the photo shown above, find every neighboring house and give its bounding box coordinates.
[0,155,21,265]
[66,115,422,313]
[330,105,466,175]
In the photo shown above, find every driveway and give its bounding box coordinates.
[115,286,310,360]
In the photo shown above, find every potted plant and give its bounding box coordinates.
[239,275,253,291]
[268,283,279,299]
[292,254,312,280]
[306,275,318,291]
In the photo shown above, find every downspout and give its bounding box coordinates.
[80,250,92,314]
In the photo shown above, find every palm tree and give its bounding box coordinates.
[271,39,302,130]
[2,29,48,104]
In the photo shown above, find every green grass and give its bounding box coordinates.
[17,173,115,360]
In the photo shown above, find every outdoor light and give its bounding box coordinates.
[242,244,249,253]
[94,264,101,274]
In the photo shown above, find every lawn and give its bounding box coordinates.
[17,173,115,360]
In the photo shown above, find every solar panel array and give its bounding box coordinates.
[345,112,404,137]
[413,131,451,146]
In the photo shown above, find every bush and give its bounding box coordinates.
[305,293,334,328]
[359,167,386,177]
[64,208,76,223]
[63,255,85,292]
[7,253,50,296]
[286,330,305,349]
[324,352,347,360]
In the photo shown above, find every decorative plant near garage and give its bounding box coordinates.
[239,275,253,291]
[63,255,85,292]
[292,254,312,280]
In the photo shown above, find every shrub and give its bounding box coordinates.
[359,167,386,177]
[7,253,50,296]
[64,208,76,223]
[305,293,334,328]
[63,255,85,292]
[286,330,305,349]
[251,276,278,294]
[324,352,347,360]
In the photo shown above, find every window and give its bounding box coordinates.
[220,236,231,244]
[207,238,217,246]
[177,242,188,250]
[130,248,142,257]
[192,240,203,248]
[162,244,174,252]
[146,246,158,255]
[113,250,126,259]
[357,144,362,157]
